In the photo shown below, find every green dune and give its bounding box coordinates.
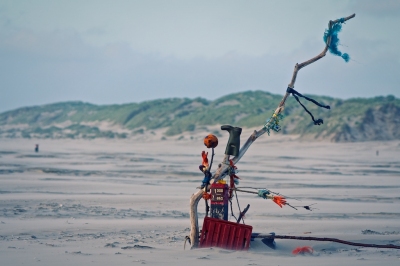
[1,91,399,142]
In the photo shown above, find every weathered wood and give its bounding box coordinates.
[189,14,356,248]
[189,189,203,248]
[288,13,355,88]
[253,233,400,249]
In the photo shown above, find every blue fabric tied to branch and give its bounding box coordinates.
[323,18,350,62]
[258,189,270,199]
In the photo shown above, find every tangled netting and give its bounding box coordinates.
[323,18,350,62]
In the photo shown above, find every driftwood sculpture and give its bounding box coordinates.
[189,14,356,248]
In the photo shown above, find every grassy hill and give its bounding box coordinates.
[1,91,399,142]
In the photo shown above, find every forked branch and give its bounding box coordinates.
[189,14,356,248]
[215,13,355,179]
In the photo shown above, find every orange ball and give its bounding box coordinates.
[204,134,218,148]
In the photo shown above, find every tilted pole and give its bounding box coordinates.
[189,14,356,248]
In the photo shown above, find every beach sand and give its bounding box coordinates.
[0,136,399,265]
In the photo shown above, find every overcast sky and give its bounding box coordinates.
[1,0,399,112]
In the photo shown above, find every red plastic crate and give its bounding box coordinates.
[199,217,253,250]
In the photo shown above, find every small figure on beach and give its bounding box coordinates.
[35,144,39,153]
[376,150,379,156]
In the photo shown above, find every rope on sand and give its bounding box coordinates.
[252,234,400,249]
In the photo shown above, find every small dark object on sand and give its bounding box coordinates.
[121,245,153,250]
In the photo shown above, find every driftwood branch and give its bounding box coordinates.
[189,189,203,248]
[189,13,356,248]
[253,234,400,250]
[288,13,355,88]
